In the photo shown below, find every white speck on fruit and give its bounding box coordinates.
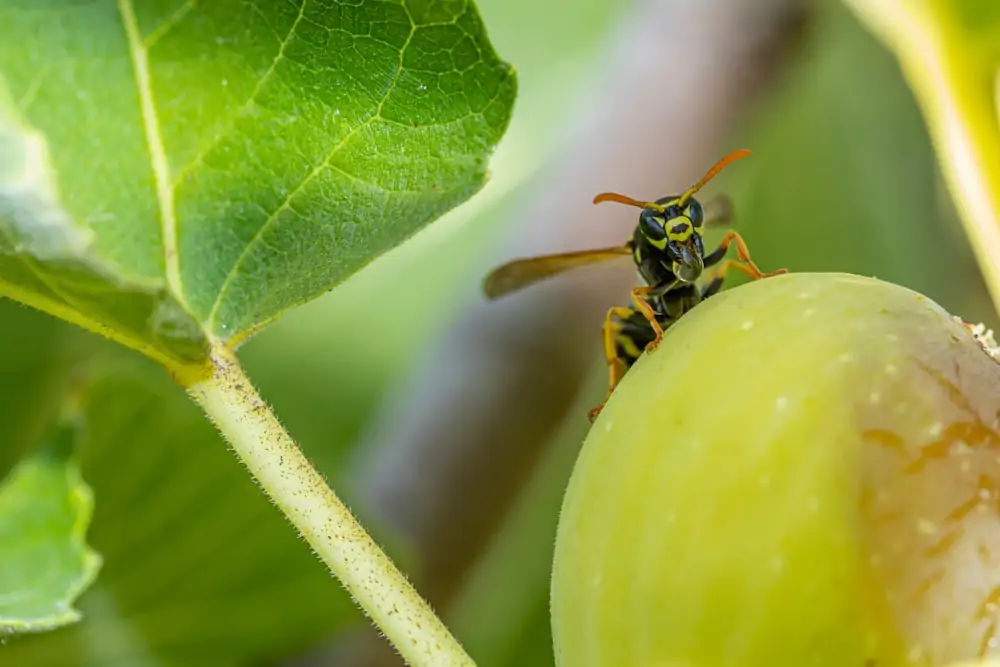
[869,553,883,567]
[796,291,811,299]
[592,574,602,588]
[884,363,897,375]
[808,497,820,512]
[741,320,754,330]
[770,556,784,572]
[990,636,999,649]
[886,333,900,342]
[759,474,772,489]
[802,307,816,317]
[664,512,676,524]
[981,488,993,500]
[908,645,924,662]
[775,396,788,410]
[929,421,943,437]
[604,421,614,433]
[917,519,937,535]
[837,352,852,363]
[869,391,882,405]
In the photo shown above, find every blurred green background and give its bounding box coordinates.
[2,0,995,665]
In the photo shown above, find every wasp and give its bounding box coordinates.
[482,149,787,421]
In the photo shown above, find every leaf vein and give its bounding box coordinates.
[205,14,418,332]
[243,0,309,121]
[171,0,308,188]
[325,163,438,196]
[15,68,48,114]
[143,0,198,49]
[117,0,184,302]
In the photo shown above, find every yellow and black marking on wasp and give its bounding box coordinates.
[482,149,787,421]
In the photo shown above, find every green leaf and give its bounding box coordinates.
[731,0,990,319]
[0,419,101,635]
[2,357,357,665]
[0,300,87,479]
[951,0,1000,57]
[0,0,515,367]
[842,0,1000,317]
[0,98,208,368]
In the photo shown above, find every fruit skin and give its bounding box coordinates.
[551,273,1000,667]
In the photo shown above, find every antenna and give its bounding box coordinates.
[677,148,751,207]
[592,192,665,212]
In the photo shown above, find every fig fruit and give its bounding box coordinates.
[551,273,1000,667]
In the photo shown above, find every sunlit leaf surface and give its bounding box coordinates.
[0,0,515,365]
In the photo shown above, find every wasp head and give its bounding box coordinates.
[592,147,751,284]
[639,198,706,282]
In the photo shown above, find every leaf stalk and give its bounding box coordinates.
[185,343,473,667]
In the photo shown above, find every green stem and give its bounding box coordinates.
[184,342,473,667]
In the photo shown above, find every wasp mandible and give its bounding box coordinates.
[483,149,787,420]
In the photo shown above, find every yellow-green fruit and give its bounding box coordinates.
[551,273,1000,667]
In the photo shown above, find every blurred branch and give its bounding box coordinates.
[308,0,811,664]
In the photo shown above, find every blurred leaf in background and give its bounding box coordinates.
[730,0,992,324]
[0,302,84,479]
[0,417,99,635]
[840,0,1000,318]
[3,356,357,666]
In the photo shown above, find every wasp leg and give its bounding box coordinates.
[703,230,787,279]
[706,259,777,288]
[588,306,634,422]
[629,285,665,352]
[700,273,725,299]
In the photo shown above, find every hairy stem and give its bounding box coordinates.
[184,343,473,667]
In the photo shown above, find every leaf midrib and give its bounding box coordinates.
[116,0,422,337]
[117,0,184,306]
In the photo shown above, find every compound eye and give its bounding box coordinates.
[639,210,666,241]
[687,201,704,227]
[664,205,682,220]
